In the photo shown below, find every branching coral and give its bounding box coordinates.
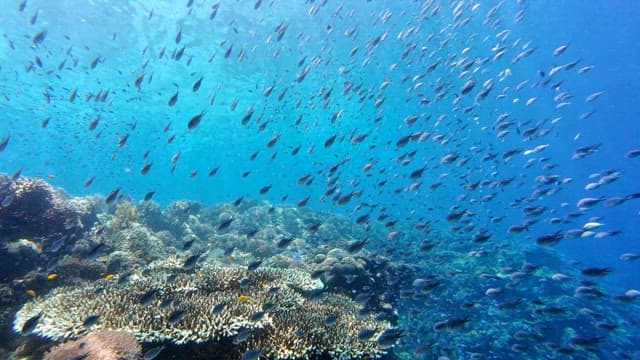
[15,260,393,359]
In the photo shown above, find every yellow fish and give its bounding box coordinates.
[47,273,58,280]
[104,274,114,281]
[237,295,251,302]
[26,289,37,297]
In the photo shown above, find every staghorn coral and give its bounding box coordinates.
[14,259,393,359]
[43,329,141,360]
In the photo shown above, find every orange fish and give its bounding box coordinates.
[47,273,58,280]
[26,289,37,297]
[104,274,114,281]
[237,295,251,302]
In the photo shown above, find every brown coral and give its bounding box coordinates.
[43,329,141,360]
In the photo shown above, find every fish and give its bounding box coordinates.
[86,243,105,260]
[376,328,404,348]
[218,218,234,231]
[192,76,203,92]
[241,349,261,360]
[82,315,100,327]
[168,90,179,106]
[167,309,186,324]
[187,111,205,130]
[0,135,10,152]
[143,346,165,360]
[21,312,42,335]
[140,288,159,306]
[140,163,152,175]
[143,191,155,201]
[212,303,226,315]
[183,252,203,270]
[32,30,47,45]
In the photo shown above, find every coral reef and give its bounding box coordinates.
[14,259,392,359]
[43,329,141,360]
[0,174,98,241]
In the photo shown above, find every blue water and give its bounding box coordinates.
[1,0,639,358]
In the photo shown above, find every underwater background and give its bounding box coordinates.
[0,0,639,359]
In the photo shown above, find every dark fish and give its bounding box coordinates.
[0,135,10,152]
[208,167,219,177]
[212,303,226,315]
[276,235,295,248]
[32,30,47,45]
[346,238,368,253]
[140,288,159,306]
[105,188,120,204]
[581,267,613,276]
[187,111,205,130]
[325,314,338,326]
[88,116,100,130]
[69,88,78,102]
[358,328,377,341]
[140,163,152,175]
[118,133,129,147]
[183,238,195,251]
[143,346,165,360]
[241,349,261,360]
[82,315,100,327]
[233,328,252,344]
[144,191,155,201]
[21,312,42,335]
[183,252,202,270]
[376,328,404,348]
[90,56,100,69]
[248,259,262,271]
[250,311,265,322]
[168,90,179,106]
[86,243,105,260]
[218,218,234,231]
[41,117,50,128]
[167,309,186,324]
[192,76,203,92]
[175,27,182,44]
[259,185,272,195]
[324,134,337,148]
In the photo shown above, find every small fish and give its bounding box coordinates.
[581,267,613,276]
[212,303,226,315]
[140,163,152,175]
[259,185,272,195]
[192,76,203,92]
[167,309,186,324]
[26,289,37,297]
[346,238,368,253]
[237,295,251,302]
[104,274,114,281]
[358,328,377,341]
[87,243,105,260]
[183,252,202,270]
[187,111,205,130]
[47,273,58,280]
[21,312,43,335]
[82,315,100,327]
[168,90,179,106]
[143,346,165,360]
[144,191,155,201]
[276,235,295,248]
[248,259,262,271]
[140,289,159,306]
[218,218,234,231]
[241,349,261,360]
[233,328,252,344]
[105,188,120,204]
[250,311,265,322]
[84,176,96,188]
[32,30,47,45]
[376,328,404,348]
[118,133,129,147]
[1,135,11,152]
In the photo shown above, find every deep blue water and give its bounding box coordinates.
[1,0,639,358]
